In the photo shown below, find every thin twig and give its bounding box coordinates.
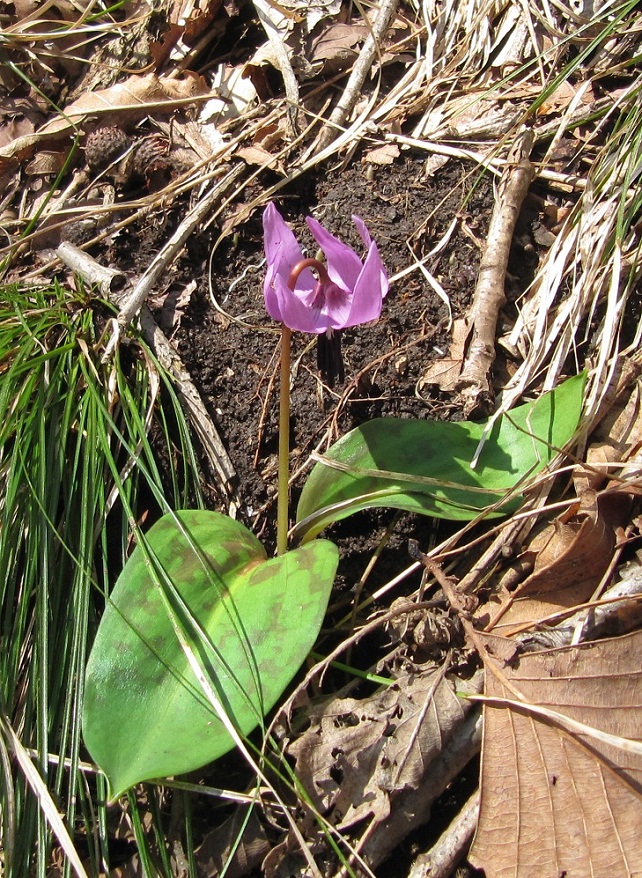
[102,163,245,361]
[455,128,535,417]
[313,0,400,155]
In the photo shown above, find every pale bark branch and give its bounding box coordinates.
[456,129,535,417]
[407,790,480,878]
[56,241,237,500]
[101,163,245,361]
[313,0,400,155]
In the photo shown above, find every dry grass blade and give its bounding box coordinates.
[0,714,90,878]
[500,73,642,415]
[55,242,238,499]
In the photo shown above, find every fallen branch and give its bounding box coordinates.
[456,128,535,417]
[313,0,400,155]
[56,241,238,500]
[407,790,480,878]
[57,241,127,296]
[102,163,245,361]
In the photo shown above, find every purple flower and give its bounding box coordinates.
[262,203,388,335]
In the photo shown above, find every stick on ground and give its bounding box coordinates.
[408,790,480,878]
[313,0,400,155]
[456,129,535,417]
[56,241,238,501]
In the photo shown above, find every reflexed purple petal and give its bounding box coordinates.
[263,205,317,325]
[306,217,362,290]
[264,244,285,323]
[263,203,305,278]
[344,242,388,327]
[352,215,372,249]
[263,201,388,336]
[352,216,388,299]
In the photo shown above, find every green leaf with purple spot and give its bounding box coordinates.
[295,373,586,542]
[82,510,338,799]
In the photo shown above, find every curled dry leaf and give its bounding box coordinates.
[0,96,43,150]
[151,0,240,68]
[537,79,595,116]
[470,629,642,878]
[486,373,642,635]
[487,487,632,635]
[236,144,286,174]
[306,22,368,73]
[517,489,615,596]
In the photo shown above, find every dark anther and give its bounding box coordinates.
[317,330,344,387]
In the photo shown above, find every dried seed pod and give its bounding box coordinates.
[84,126,132,171]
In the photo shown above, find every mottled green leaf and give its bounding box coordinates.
[295,373,586,542]
[82,511,338,799]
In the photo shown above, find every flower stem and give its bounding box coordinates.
[277,258,328,555]
[277,324,292,556]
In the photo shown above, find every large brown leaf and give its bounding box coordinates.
[469,629,642,877]
[0,72,212,166]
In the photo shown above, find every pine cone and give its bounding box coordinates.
[84,126,132,171]
[130,135,170,180]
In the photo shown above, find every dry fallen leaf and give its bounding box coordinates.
[0,96,43,149]
[306,22,367,71]
[537,79,595,116]
[261,665,482,875]
[275,0,342,32]
[418,318,468,392]
[288,668,473,830]
[362,143,400,166]
[469,629,642,878]
[487,487,632,635]
[236,144,286,174]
